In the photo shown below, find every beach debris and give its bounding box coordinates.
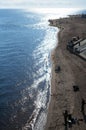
[55,65,61,73]
[73,85,79,92]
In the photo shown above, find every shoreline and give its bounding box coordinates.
[45,15,86,130]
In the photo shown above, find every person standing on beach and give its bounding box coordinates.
[63,110,68,129]
[81,98,86,114]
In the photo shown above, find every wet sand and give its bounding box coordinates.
[45,15,86,130]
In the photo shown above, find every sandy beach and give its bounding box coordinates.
[45,15,86,130]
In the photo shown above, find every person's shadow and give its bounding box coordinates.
[82,111,86,123]
[64,126,68,130]
[81,99,86,123]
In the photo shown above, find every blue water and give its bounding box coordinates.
[0,9,58,130]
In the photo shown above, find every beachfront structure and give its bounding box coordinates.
[67,38,86,60]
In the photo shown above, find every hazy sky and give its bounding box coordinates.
[0,0,86,9]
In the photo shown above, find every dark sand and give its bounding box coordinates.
[45,15,86,130]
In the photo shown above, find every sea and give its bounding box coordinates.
[0,8,85,130]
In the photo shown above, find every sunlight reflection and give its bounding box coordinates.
[25,8,82,19]
[26,8,81,14]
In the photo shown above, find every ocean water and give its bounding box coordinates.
[0,9,58,130]
[0,8,84,130]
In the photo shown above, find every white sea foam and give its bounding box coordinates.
[22,19,57,130]
[26,15,57,130]
[24,7,76,127]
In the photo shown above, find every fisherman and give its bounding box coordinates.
[68,114,73,128]
[63,110,68,127]
[77,36,80,40]
[77,36,80,46]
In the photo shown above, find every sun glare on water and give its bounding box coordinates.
[25,7,81,19]
[26,8,81,14]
